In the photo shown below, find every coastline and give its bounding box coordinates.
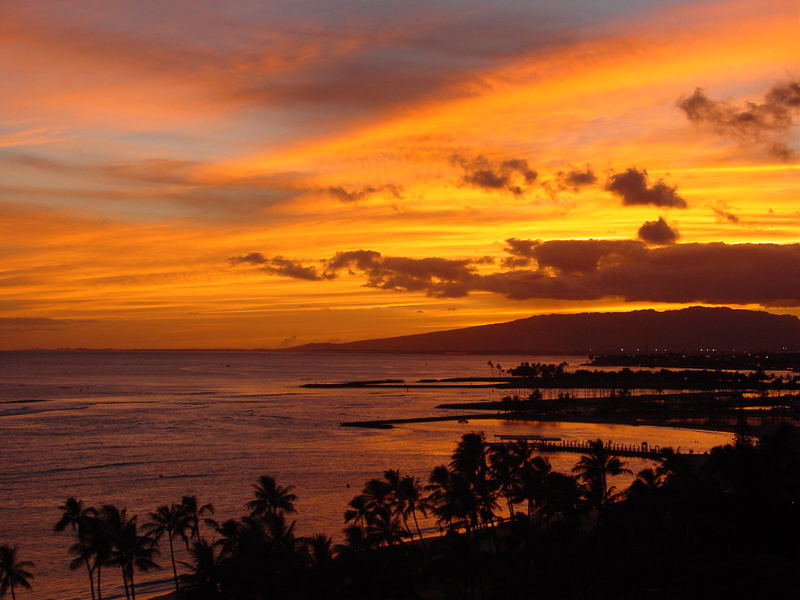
[341,411,775,436]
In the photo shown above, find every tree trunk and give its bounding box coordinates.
[85,559,96,600]
[10,583,16,600]
[411,510,427,551]
[169,534,180,595]
[121,567,130,600]
[129,566,136,600]
[96,564,103,600]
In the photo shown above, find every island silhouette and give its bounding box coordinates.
[286,306,800,354]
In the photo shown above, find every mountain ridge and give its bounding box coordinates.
[285,307,800,354]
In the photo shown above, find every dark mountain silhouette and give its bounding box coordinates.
[286,307,800,354]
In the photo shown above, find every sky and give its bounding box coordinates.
[1,0,798,349]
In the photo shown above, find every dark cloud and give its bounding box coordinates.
[605,168,687,208]
[229,253,322,280]
[324,250,478,297]
[557,166,597,190]
[324,184,402,203]
[451,154,537,195]
[637,217,679,245]
[531,240,646,274]
[712,206,740,224]
[252,241,800,307]
[483,242,800,305]
[678,81,800,161]
[501,238,539,267]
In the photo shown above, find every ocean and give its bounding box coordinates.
[0,351,733,599]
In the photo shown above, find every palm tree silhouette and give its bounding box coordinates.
[344,494,371,538]
[572,439,632,514]
[180,496,215,542]
[101,505,159,600]
[304,533,333,567]
[511,455,552,522]
[0,545,35,600]
[397,475,430,548]
[489,444,519,518]
[178,539,222,599]
[144,504,190,595]
[55,497,97,533]
[246,475,297,519]
[55,497,101,600]
[66,517,110,600]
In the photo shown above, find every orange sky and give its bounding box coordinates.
[1,0,798,349]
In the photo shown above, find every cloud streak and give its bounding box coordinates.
[678,80,800,160]
[324,184,403,203]
[229,252,323,280]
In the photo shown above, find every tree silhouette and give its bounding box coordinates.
[246,475,297,519]
[572,439,632,515]
[180,496,215,542]
[178,539,222,600]
[54,497,97,533]
[101,505,159,600]
[55,497,101,600]
[397,475,430,548]
[0,545,34,600]
[144,504,190,595]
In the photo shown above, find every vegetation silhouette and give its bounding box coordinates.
[0,545,35,600]
[14,423,792,598]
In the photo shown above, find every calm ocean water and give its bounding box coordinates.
[0,351,733,600]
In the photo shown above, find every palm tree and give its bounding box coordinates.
[246,475,297,519]
[489,444,518,518]
[180,496,215,542]
[55,497,97,533]
[102,506,159,600]
[572,439,632,514]
[66,517,110,600]
[344,494,371,537]
[511,455,552,522]
[397,475,429,547]
[304,534,333,568]
[450,432,489,484]
[55,498,100,600]
[0,545,34,600]
[144,504,190,595]
[179,539,222,599]
[626,467,662,502]
[538,471,583,525]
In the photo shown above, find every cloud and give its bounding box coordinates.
[451,154,537,195]
[501,237,539,268]
[637,217,679,245]
[245,241,800,307]
[324,184,403,203]
[557,166,597,190]
[712,206,740,224]
[605,168,687,208]
[229,253,322,280]
[484,242,800,305]
[0,317,95,332]
[530,239,646,274]
[324,250,478,297]
[677,81,800,160]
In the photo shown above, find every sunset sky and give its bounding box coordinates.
[1,0,798,349]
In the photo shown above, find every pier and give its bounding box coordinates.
[489,436,702,459]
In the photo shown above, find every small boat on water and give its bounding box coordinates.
[495,434,562,442]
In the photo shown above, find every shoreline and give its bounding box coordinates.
[341,412,770,436]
